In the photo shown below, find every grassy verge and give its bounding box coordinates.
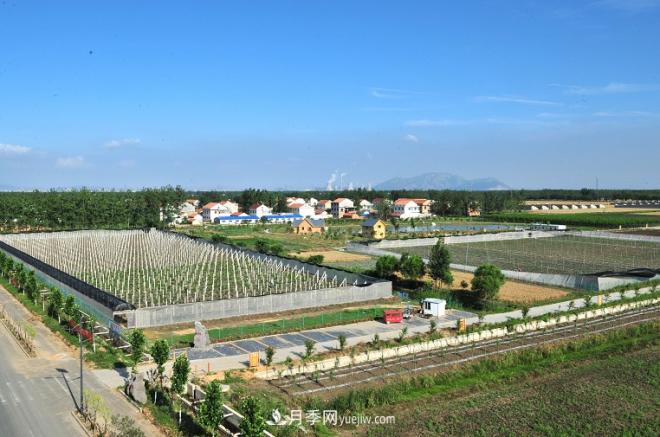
[162,307,393,347]
[0,276,127,368]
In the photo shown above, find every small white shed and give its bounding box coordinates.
[421,298,446,317]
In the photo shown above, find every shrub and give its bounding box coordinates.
[471,264,505,305]
[375,255,399,279]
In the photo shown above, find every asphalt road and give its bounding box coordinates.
[0,323,84,437]
[0,286,162,437]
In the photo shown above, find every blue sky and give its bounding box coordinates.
[1,0,659,190]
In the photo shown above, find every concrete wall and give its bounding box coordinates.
[123,280,393,328]
[443,230,564,245]
[571,230,660,244]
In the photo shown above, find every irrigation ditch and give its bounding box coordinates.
[268,303,660,397]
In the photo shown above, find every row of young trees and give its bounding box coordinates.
[0,187,186,232]
[373,241,505,304]
[127,329,268,436]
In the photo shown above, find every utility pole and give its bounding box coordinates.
[79,319,85,414]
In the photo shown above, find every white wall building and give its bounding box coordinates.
[392,199,421,219]
[249,203,273,217]
[288,202,315,218]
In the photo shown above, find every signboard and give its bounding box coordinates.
[458,319,466,332]
[249,351,260,368]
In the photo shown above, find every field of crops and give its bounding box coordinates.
[391,235,660,275]
[486,211,660,228]
[355,337,659,436]
[0,230,343,308]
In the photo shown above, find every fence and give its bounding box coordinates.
[0,240,131,312]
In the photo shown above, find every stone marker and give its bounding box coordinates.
[193,321,210,349]
[125,372,147,404]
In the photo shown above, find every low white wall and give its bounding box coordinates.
[124,281,393,328]
[255,295,659,380]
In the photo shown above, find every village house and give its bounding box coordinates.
[316,199,332,211]
[288,202,315,217]
[361,218,386,240]
[331,198,355,218]
[249,203,273,217]
[391,198,421,219]
[358,199,374,213]
[307,197,318,207]
[202,200,239,222]
[413,198,433,216]
[292,218,326,235]
[466,207,481,217]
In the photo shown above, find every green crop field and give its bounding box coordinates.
[354,337,659,436]
[390,235,660,275]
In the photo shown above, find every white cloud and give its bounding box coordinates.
[556,82,660,95]
[475,96,560,106]
[593,110,660,117]
[56,156,86,169]
[369,87,436,99]
[403,134,419,143]
[104,138,141,149]
[0,143,31,155]
[405,119,467,127]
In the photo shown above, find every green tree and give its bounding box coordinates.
[399,254,425,281]
[375,255,398,279]
[48,288,64,321]
[303,339,316,360]
[198,380,223,436]
[128,329,147,373]
[150,339,170,389]
[307,255,324,265]
[471,264,505,305]
[239,396,267,437]
[264,346,275,366]
[338,334,347,351]
[171,353,190,424]
[428,241,453,287]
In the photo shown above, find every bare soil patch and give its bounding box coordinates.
[450,270,568,304]
[292,249,371,263]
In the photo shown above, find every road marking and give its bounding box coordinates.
[41,377,61,397]
[5,381,20,404]
[17,379,34,401]
[53,375,69,395]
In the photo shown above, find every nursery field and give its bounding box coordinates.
[0,230,345,308]
[354,343,660,436]
[391,235,660,275]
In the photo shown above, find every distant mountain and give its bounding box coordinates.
[374,172,509,191]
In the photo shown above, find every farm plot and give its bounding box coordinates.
[390,235,660,275]
[0,230,342,308]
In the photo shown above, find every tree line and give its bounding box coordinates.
[0,187,186,232]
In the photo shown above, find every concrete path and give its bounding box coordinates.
[0,286,162,437]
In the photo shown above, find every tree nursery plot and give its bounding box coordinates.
[392,235,660,275]
[0,230,342,308]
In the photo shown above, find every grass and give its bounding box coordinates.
[352,327,660,436]
[390,235,660,275]
[161,307,392,347]
[307,322,660,424]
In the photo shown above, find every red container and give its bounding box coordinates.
[383,309,403,324]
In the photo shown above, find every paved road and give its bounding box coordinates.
[0,325,84,437]
[0,286,162,437]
